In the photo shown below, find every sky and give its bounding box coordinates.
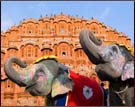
[1,1,134,44]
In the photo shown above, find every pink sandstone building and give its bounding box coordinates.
[1,13,132,106]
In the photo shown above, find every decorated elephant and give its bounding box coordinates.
[79,29,134,106]
[4,56,104,106]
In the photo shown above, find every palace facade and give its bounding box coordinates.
[1,13,132,106]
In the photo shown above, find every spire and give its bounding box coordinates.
[76,15,78,17]
[50,13,54,20]
[40,15,42,18]
[54,14,56,17]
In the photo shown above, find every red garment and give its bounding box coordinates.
[66,70,104,106]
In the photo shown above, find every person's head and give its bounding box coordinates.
[101,82,104,87]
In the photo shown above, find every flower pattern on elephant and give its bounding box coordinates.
[121,62,134,81]
[111,55,125,72]
[20,65,36,82]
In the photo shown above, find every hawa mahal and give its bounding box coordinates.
[1,13,132,106]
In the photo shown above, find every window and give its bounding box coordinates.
[35,48,38,57]
[42,49,50,56]
[46,24,48,29]
[68,26,70,31]
[61,28,65,33]
[6,80,13,88]
[55,25,56,29]
[92,27,97,34]
[55,46,57,56]
[28,30,32,34]
[22,48,24,57]
[60,25,65,33]
[42,30,44,35]
[70,48,72,56]
[62,52,66,56]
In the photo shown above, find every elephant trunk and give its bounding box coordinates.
[79,29,105,64]
[4,56,28,86]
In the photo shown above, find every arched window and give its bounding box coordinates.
[28,30,32,34]
[27,25,33,34]
[70,46,72,56]
[55,46,57,56]
[22,48,24,57]
[35,48,38,57]
[5,80,14,88]
[60,26,65,33]
[68,25,70,32]
[62,51,66,56]
[54,25,57,33]
[80,50,82,57]
[46,23,48,29]
[9,49,16,56]
[42,30,44,35]
[92,26,98,34]
[42,49,51,56]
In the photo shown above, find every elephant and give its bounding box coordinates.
[4,56,104,106]
[79,29,134,106]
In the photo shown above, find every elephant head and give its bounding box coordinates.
[4,56,73,97]
[79,29,134,81]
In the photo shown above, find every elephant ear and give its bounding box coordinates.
[51,71,73,97]
[121,62,134,81]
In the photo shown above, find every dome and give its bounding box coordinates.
[54,14,71,22]
[87,18,100,24]
[106,26,113,31]
[10,25,18,31]
[21,18,38,24]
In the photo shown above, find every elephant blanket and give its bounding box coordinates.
[55,70,104,106]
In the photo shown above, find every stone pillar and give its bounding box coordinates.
[1,93,4,106]
[56,23,59,35]
[14,93,17,106]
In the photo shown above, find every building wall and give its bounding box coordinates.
[1,13,132,106]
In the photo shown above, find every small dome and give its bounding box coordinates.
[106,26,113,31]
[43,15,50,22]
[10,25,18,31]
[22,18,38,24]
[54,14,71,22]
[87,18,100,24]
[74,17,81,22]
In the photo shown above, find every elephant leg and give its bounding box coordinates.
[45,94,56,106]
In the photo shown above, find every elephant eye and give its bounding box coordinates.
[37,72,44,76]
[109,51,113,56]
[112,46,118,54]
[109,51,114,60]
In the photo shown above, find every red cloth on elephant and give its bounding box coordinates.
[66,70,104,106]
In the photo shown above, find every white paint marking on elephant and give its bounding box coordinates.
[83,85,93,100]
